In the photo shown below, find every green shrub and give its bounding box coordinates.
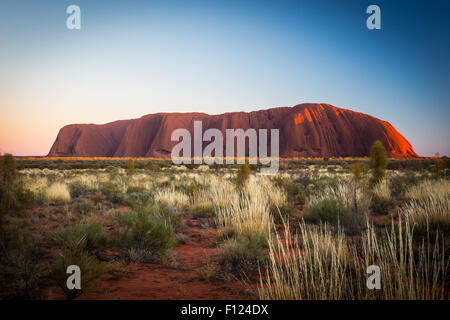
[100,182,124,204]
[235,163,251,189]
[153,202,184,226]
[295,193,306,204]
[370,195,393,215]
[215,227,237,243]
[390,173,421,199]
[190,204,215,218]
[197,262,220,283]
[52,249,107,300]
[434,152,443,178]
[125,248,154,263]
[305,198,344,223]
[126,185,146,194]
[52,219,110,253]
[145,161,156,171]
[72,200,97,215]
[0,227,47,299]
[271,203,294,223]
[127,159,135,175]
[217,234,266,276]
[107,167,121,181]
[284,182,301,200]
[68,181,88,198]
[308,177,340,195]
[369,141,388,186]
[91,194,105,206]
[0,154,26,217]
[105,165,118,172]
[124,191,153,208]
[113,206,178,252]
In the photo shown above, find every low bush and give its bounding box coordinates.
[52,219,110,253]
[217,234,266,276]
[113,206,178,252]
[45,182,71,205]
[124,191,153,209]
[370,180,393,214]
[197,262,220,283]
[68,181,88,198]
[0,227,48,299]
[72,200,97,215]
[390,173,421,198]
[100,182,124,204]
[52,249,107,300]
[190,203,215,218]
[401,179,450,235]
[295,193,306,205]
[271,203,294,224]
[370,195,393,215]
[235,163,251,189]
[305,198,343,223]
[154,187,189,210]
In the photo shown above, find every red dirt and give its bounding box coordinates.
[44,218,256,300]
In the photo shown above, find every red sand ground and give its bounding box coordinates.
[37,203,394,300]
[43,218,256,300]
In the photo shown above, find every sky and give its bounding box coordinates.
[0,0,449,156]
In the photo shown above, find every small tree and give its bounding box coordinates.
[0,154,18,215]
[146,160,156,171]
[350,162,364,218]
[127,158,135,175]
[434,152,443,178]
[369,141,387,186]
[236,162,251,189]
[352,162,364,184]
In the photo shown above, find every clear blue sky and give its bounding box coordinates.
[0,0,449,156]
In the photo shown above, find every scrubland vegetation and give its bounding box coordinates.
[0,147,449,299]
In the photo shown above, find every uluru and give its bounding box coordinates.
[48,103,418,158]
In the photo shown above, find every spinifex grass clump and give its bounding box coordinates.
[100,181,125,204]
[305,180,370,234]
[215,176,286,277]
[72,199,97,215]
[401,179,450,235]
[305,198,344,223]
[52,218,110,253]
[215,184,272,242]
[154,187,190,210]
[0,227,47,299]
[218,234,267,275]
[370,179,393,214]
[259,221,360,300]
[258,217,448,300]
[113,205,178,253]
[45,182,71,205]
[52,248,107,300]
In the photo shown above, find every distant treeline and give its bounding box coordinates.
[15,157,450,172]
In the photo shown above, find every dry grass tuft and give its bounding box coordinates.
[45,182,71,204]
[259,217,448,300]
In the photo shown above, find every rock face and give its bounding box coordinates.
[48,103,418,158]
